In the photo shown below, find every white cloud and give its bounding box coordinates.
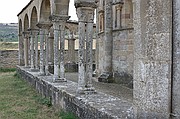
[0,0,77,23]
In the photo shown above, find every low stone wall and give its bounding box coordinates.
[0,50,18,68]
[16,66,133,119]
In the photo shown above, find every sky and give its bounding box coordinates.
[0,0,77,23]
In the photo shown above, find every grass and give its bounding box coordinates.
[0,42,18,50]
[0,68,16,72]
[0,69,78,119]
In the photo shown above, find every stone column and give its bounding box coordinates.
[98,0,113,82]
[50,15,69,82]
[86,11,95,90]
[18,33,24,66]
[23,32,29,67]
[116,4,122,29]
[37,23,51,75]
[75,1,97,94]
[48,31,54,65]
[45,29,50,75]
[29,29,39,71]
[172,0,180,118]
[94,1,99,77]
[66,31,77,72]
[28,36,31,66]
[30,31,35,70]
[35,31,39,70]
[59,23,66,80]
[133,0,172,118]
[68,33,75,63]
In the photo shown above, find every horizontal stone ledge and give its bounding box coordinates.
[16,65,133,119]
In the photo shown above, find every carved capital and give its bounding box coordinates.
[36,22,52,29]
[77,7,95,23]
[49,15,70,22]
[22,31,30,38]
[28,28,39,35]
[116,3,123,10]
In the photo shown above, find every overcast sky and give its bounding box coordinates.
[0,0,77,23]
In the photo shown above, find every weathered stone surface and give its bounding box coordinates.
[17,66,133,119]
[133,0,172,118]
[172,0,180,118]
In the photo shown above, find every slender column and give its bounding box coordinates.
[28,36,31,66]
[35,31,39,70]
[75,1,97,94]
[48,31,54,65]
[39,29,45,75]
[59,23,66,80]
[23,32,29,67]
[85,14,95,90]
[30,31,35,70]
[116,4,122,29]
[104,0,113,73]
[18,33,24,66]
[45,29,50,75]
[29,29,39,71]
[98,0,113,81]
[172,0,180,118]
[50,15,69,82]
[77,20,86,93]
[37,23,52,75]
[68,36,75,63]
[53,22,60,81]
[133,0,172,118]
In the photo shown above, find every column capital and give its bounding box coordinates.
[76,7,95,23]
[49,15,70,23]
[28,28,39,35]
[22,31,30,38]
[115,3,123,10]
[36,22,52,29]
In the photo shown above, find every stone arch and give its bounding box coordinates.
[24,14,29,31]
[30,6,38,29]
[39,0,51,22]
[19,19,23,34]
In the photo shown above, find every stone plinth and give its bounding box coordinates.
[16,65,133,119]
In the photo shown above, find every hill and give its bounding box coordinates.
[0,23,18,42]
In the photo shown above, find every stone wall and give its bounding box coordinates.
[16,66,133,119]
[0,50,18,68]
[0,49,96,69]
[97,28,134,88]
[112,28,134,88]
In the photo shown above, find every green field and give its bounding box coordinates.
[0,69,78,119]
[0,42,18,50]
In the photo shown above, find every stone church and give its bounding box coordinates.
[17,0,180,118]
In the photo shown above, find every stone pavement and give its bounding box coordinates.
[65,73,133,103]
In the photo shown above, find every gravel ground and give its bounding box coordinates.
[65,73,133,103]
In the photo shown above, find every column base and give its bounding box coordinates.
[77,87,97,95]
[38,72,45,76]
[30,68,39,72]
[92,69,97,77]
[65,62,78,72]
[98,72,114,83]
[53,78,67,83]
